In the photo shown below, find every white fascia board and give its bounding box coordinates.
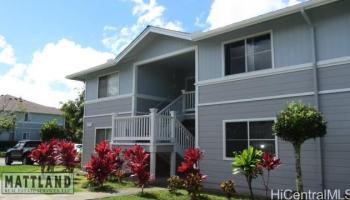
[66,26,191,81]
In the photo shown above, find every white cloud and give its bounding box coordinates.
[102,0,183,54]
[206,0,303,30]
[0,35,16,65]
[0,39,114,107]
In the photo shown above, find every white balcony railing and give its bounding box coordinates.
[112,109,194,152]
[158,90,195,117]
[182,90,195,112]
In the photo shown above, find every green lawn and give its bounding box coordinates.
[102,190,251,200]
[0,164,135,192]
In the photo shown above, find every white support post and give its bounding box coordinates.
[170,151,176,176]
[170,111,177,176]
[181,89,186,113]
[170,111,176,143]
[149,108,158,179]
[111,113,116,144]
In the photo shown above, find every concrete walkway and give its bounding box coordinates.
[0,187,165,200]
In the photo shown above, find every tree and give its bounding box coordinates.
[232,147,262,200]
[273,101,326,193]
[0,113,16,131]
[60,90,84,143]
[40,119,66,141]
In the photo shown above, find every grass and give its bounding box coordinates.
[101,189,252,200]
[0,164,135,192]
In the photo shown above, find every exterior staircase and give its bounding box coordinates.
[110,90,195,178]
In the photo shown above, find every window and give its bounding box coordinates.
[224,120,276,159]
[98,72,119,98]
[22,133,30,139]
[24,113,29,121]
[95,128,112,146]
[224,33,272,76]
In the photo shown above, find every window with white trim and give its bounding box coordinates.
[224,120,276,158]
[98,72,119,98]
[95,128,111,145]
[224,33,272,76]
[22,132,30,139]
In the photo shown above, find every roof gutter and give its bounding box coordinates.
[300,8,325,191]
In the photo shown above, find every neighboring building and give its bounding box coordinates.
[67,0,350,194]
[0,95,64,141]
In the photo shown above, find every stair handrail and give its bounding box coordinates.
[158,94,183,116]
[174,118,194,151]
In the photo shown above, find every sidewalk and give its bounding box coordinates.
[0,187,165,200]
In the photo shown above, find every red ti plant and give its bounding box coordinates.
[259,152,281,200]
[177,148,206,200]
[29,139,60,172]
[124,144,150,194]
[30,142,51,173]
[58,140,79,172]
[85,140,119,187]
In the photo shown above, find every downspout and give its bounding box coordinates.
[301,8,325,190]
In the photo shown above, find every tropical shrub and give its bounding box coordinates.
[30,142,51,172]
[167,175,183,193]
[273,101,326,193]
[58,140,79,172]
[29,139,60,172]
[232,147,262,200]
[124,144,150,194]
[40,120,66,141]
[259,152,281,200]
[85,140,120,187]
[178,148,206,200]
[220,180,236,199]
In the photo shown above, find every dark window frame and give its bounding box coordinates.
[223,119,277,159]
[224,32,273,76]
[98,72,119,98]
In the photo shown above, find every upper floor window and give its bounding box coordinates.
[98,72,119,98]
[224,33,272,76]
[24,113,29,121]
[224,119,277,159]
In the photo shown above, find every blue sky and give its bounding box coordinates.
[0,0,302,107]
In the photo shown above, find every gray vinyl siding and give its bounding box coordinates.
[84,97,132,116]
[198,96,322,192]
[318,63,350,91]
[319,92,350,191]
[82,115,112,166]
[199,69,313,104]
[85,61,133,101]
[197,0,350,81]
[133,35,193,62]
[310,0,350,61]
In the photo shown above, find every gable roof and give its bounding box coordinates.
[0,95,62,115]
[66,26,191,80]
[66,0,339,80]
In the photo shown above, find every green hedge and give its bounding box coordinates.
[0,151,5,158]
[0,141,17,151]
